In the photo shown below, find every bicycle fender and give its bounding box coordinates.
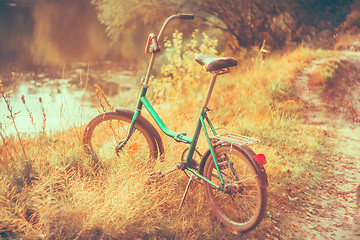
[238,145,268,188]
[115,108,165,159]
[199,144,268,188]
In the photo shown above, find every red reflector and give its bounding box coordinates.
[254,154,267,165]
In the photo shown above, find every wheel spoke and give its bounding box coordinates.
[83,112,157,167]
[203,146,266,232]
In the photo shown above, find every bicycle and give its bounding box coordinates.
[83,13,268,233]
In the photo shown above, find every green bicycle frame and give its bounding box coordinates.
[118,73,226,191]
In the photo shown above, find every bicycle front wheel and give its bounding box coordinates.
[83,111,158,167]
[203,145,267,233]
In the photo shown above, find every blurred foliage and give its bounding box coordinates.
[89,0,200,61]
[91,0,357,50]
[199,0,355,49]
[152,30,217,99]
[91,0,160,41]
[90,0,196,42]
[199,0,297,49]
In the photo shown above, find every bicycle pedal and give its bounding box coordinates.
[146,171,163,184]
[149,170,162,176]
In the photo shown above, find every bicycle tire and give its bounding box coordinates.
[203,145,267,233]
[83,111,158,168]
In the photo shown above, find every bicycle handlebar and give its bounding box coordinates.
[157,13,194,41]
[145,13,194,54]
[143,13,194,86]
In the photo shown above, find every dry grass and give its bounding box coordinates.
[334,32,360,51]
[0,45,340,239]
[0,127,230,239]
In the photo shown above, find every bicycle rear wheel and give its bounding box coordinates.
[203,145,267,233]
[83,111,158,168]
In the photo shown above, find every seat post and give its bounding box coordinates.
[202,73,218,109]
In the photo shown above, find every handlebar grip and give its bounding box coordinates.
[145,33,160,54]
[151,36,160,53]
[179,13,194,20]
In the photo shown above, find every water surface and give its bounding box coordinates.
[0,62,138,135]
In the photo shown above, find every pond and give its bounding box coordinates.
[0,62,139,136]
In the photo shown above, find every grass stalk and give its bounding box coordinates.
[94,83,114,112]
[0,86,29,163]
[21,95,37,133]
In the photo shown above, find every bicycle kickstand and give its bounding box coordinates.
[178,175,196,211]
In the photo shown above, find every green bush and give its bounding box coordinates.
[152,30,218,99]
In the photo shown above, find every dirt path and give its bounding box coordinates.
[289,50,360,239]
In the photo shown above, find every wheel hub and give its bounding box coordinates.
[225,183,245,197]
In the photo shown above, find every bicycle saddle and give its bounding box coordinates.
[195,54,237,72]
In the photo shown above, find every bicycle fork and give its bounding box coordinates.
[115,86,148,153]
[116,40,158,152]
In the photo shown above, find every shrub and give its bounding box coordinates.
[152,30,218,99]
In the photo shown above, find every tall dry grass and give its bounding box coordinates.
[0,35,340,239]
[0,120,231,239]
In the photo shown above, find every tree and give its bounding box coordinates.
[90,0,200,60]
[90,0,195,42]
[91,0,355,53]
[199,0,354,49]
[198,0,298,49]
